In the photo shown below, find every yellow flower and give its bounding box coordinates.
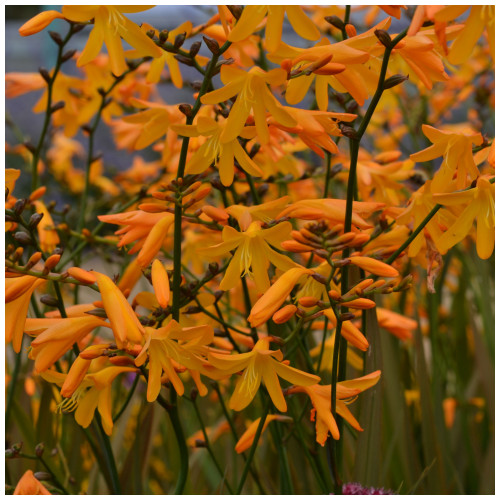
[201,221,296,294]
[43,364,137,435]
[235,415,292,453]
[287,370,381,445]
[201,65,296,144]
[61,6,162,76]
[151,259,170,309]
[434,177,495,259]
[134,321,213,402]
[410,124,483,192]
[227,5,320,53]
[32,200,60,253]
[207,337,320,412]
[172,116,262,186]
[13,469,52,495]
[435,6,495,64]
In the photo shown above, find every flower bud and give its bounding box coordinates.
[383,74,409,90]
[201,205,229,222]
[272,304,297,324]
[203,36,220,55]
[35,443,45,457]
[324,15,344,30]
[61,49,77,63]
[43,253,61,271]
[40,294,60,307]
[227,5,243,19]
[375,29,392,48]
[174,32,186,49]
[67,267,97,285]
[14,231,32,245]
[345,23,357,37]
[39,67,51,84]
[189,41,201,57]
[174,54,195,67]
[48,30,63,45]
[298,296,319,308]
[178,103,192,117]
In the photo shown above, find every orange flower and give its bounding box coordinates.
[91,271,145,348]
[32,200,60,253]
[13,470,51,495]
[248,267,314,327]
[6,276,44,353]
[18,9,64,36]
[288,371,381,445]
[151,259,170,308]
[207,337,320,412]
[6,72,46,98]
[376,308,417,341]
[235,415,292,453]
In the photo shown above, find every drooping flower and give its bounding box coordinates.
[287,371,381,445]
[201,221,297,294]
[207,337,320,412]
[61,6,162,76]
[200,65,296,144]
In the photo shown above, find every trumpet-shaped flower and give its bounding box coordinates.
[287,371,381,445]
[227,6,320,53]
[172,116,262,186]
[134,321,213,402]
[410,124,483,191]
[201,221,297,294]
[32,200,60,253]
[201,65,296,144]
[208,337,320,412]
[61,6,162,76]
[434,177,495,259]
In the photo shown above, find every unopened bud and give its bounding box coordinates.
[345,23,357,37]
[48,30,63,44]
[14,231,32,245]
[146,29,155,39]
[35,443,45,457]
[272,304,297,324]
[43,254,61,271]
[14,198,27,215]
[34,472,52,481]
[39,67,51,84]
[227,5,243,19]
[203,36,220,55]
[375,29,392,48]
[189,41,202,57]
[61,49,77,63]
[67,267,97,285]
[201,205,229,222]
[174,54,195,67]
[174,32,186,49]
[298,296,319,308]
[85,308,108,319]
[40,294,59,307]
[311,273,329,285]
[26,252,43,269]
[339,123,357,139]
[324,15,345,30]
[29,212,44,229]
[178,103,192,117]
[339,312,356,322]
[383,74,409,90]
[194,439,206,448]
[29,186,47,202]
[159,29,169,43]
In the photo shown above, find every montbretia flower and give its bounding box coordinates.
[42,364,137,435]
[134,321,213,402]
[207,337,320,412]
[227,5,320,53]
[61,6,162,76]
[201,221,296,294]
[376,308,417,341]
[235,414,292,453]
[411,124,483,192]
[172,116,262,186]
[32,200,60,253]
[434,177,495,259]
[200,65,296,144]
[287,370,381,445]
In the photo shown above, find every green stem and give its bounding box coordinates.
[5,340,23,431]
[94,415,121,494]
[191,398,234,494]
[31,25,75,192]
[323,151,332,198]
[236,400,270,494]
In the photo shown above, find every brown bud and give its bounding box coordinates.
[227,5,243,19]
[13,198,27,215]
[159,29,169,44]
[13,231,32,245]
[178,103,192,117]
[339,123,357,139]
[61,49,77,63]
[49,31,63,45]
[35,443,45,457]
[40,294,59,307]
[203,36,220,55]
[383,74,409,90]
[174,54,195,67]
[189,41,201,57]
[324,15,345,30]
[29,212,44,229]
[375,29,392,48]
[339,312,356,322]
[174,32,186,49]
[39,67,51,84]
[34,472,52,481]
[85,308,108,319]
